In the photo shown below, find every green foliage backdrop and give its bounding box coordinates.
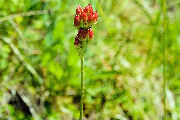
[0,0,179,119]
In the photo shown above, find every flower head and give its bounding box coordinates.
[74,4,98,29]
[74,4,98,56]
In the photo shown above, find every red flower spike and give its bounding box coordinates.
[87,28,94,39]
[76,5,84,15]
[74,4,98,46]
[84,4,93,15]
[74,15,80,26]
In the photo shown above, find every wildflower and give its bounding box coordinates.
[73,4,98,120]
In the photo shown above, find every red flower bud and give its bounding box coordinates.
[74,15,80,26]
[88,13,94,22]
[80,12,88,22]
[74,36,80,45]
[88,11,98,23]
[76,5,83,15]
[84,4,93,15]
[87,28,94,39]
[93,11,98,21]
[78,28,87,39]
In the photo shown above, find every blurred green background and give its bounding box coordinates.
[0,0,179,120]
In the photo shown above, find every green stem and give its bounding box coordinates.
[80,53,84,120]
[162,0,167,119]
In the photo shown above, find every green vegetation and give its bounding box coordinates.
[0,0,179,120]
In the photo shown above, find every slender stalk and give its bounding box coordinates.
[80,53,84,120]
[162,0,167,119]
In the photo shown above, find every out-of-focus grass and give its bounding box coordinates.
[0,0,179,119]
